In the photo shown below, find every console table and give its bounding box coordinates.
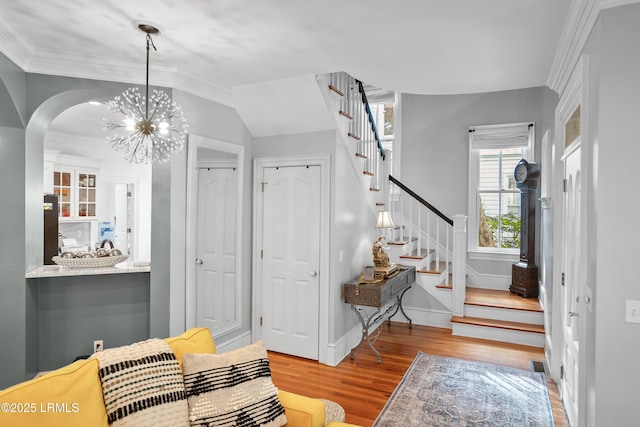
[344,265,415,363]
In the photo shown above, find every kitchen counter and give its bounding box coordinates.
[26,262,150,278]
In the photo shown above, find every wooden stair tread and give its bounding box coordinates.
[329,85,345,97]
[400,248,433,260]
[388,236,417,246]
[451,316,545,334]
[465,288,542,312]
[417,260,446,275]
[339,110,353,120]
[348,132,360,140]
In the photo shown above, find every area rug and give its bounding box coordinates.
[373,352,554,427]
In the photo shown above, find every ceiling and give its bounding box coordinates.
[0,1,572,143]
[0,0,571,96]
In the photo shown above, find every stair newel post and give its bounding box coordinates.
[452,214,468,317]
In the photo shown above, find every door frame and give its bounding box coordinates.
[185,135,245,336]
[252,154,330,364]
[551,55,589,427]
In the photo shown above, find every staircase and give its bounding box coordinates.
[452,288,545,347]
[321,71,544,348]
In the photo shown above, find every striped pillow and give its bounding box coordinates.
[90,338,189,426]
[182,341,287,427]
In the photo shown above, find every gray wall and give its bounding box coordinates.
[0,55,250,386]
[582,4,640,425]
[168,90,253,343]
[400,87,555,278]
[36,273,150,370]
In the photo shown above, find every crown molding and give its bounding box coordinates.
[547,0,640,95]
[0,9,34,68]
[546,0,599,95]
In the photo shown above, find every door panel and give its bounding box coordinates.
[562,146,581,426]
[261,165,320,359]
[196,167,238,336]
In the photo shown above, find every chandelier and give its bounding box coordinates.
[104,23,188,164]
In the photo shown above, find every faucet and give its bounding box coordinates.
[100,239,115,250]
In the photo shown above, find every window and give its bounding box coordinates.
[370,100,396,174]
[468,123,534,259]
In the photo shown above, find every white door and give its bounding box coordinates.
[113,183,130,257]
[196,167,239,336]
[260,165,321,360]
[562,145,581,426]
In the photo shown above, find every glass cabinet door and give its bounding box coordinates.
[53,171,72,218]
[77,173,96,217]
[53,170,97,219]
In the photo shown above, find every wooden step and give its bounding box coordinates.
[388,236,416,246]
[369,187,380,192]
[417,260,446,275]
[400,248,432,260]
[451,316,544,335]
[348,132,360,140]
[329,85,344,97]
[355,153,367,159]
[339,110,353,120]
[363,171,374,177]
[465,288,542,312]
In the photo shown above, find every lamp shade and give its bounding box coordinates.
[375,211,395,229]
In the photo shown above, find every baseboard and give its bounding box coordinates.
[214,330,252,353]
[327,306,453,366]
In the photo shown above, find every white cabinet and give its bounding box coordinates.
[52,169,97,220]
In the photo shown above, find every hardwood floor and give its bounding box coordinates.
[268,323,568,426]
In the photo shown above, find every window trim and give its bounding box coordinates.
[467,122,535,260]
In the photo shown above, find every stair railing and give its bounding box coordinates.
[389,175,467,316]
[329,72,386,193]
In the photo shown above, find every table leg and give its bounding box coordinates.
[388,286,413,328]
[349,305,383,363]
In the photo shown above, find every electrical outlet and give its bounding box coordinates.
[625,300,640,324]
[93,339,104,352]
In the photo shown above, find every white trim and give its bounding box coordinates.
[214,330,253,354]
[547,0,640,95]
[185,135,245,340]
[551,54,590,427]
[468,250,519,262]
[252,154,330,364]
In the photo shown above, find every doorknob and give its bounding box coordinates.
[195,258,203,265]
[310,270,317,277]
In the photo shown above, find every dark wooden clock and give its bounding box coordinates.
[510,159,540,298]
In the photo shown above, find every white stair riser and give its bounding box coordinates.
[415,273,451,310]
[451,322,544,348]
[464,304,544,325]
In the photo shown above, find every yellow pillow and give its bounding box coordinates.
[0,358,108,427]
[164,327,216,370]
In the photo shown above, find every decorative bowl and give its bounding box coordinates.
[51,254,129,268]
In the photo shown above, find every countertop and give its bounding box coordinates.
[26,262,151,278]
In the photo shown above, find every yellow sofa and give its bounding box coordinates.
[0,328,360,427]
